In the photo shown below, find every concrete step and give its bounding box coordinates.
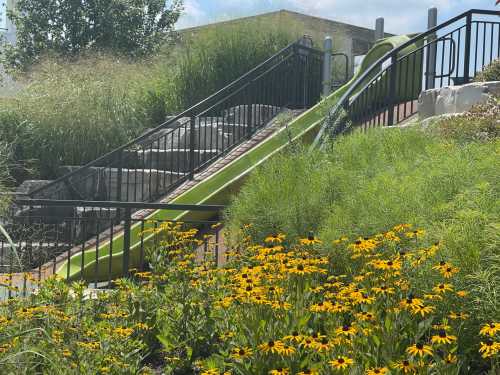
[137,149,219,172]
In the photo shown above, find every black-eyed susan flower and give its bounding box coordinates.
[300,337,315,349]
[269,368,289,375]
[277,344,295,356]
[443,353,457,364]
[313,337,336,352]
[366,367,389,375]
[406,343,433,357]
[230,347,253,359]
[335,324,357,337]
[440,265,459,278]
[297,368,319,375]
[400,296,424,310]
[283,331,303,343]
[432,283,453,294]
[479,340,500,358]
[410,304,435,317]
[372,285,395,296]
[480,322,500,337]
[431,330,457,345]
[448,311,469,320]
[391,359,416,374]
[258,340,284,354]
[265,233,286,244]
[299,233,322,246]
[329,356,354,370]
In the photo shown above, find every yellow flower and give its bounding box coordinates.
[449,311,469,320]
[258,340,284,354]
[440,265,459,278]
[277,344,295,356]
[480,322,500,337]
[265,233,286,244]
[432,283,453,294]
[230,347,253,359]
[269,368,289,375]
[479,340,500,358]
[283,331,303,343]
[366,367,389,375]
[313,337,336,352]
[399,296,424,310]
[299,234,322,246]
[406,343,433,357]
[405,229,425,238]
[391,359,416,374]
[443,354,457,364]
[297,369,319,375]
[329,356,354,370]
[431,330,457,345]
[335,324,357,337]
[410,304,435,317]
[456,290,468,298]
[372,286,395,296]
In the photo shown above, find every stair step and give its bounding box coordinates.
[135,149,219,172]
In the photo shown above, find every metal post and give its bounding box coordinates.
[188,116,196,180]
[387,53,398,126]
[375,18,385,41]
[116,151,123,201]
[463,12,472,84]
[122,207,131,277]
[322,36,333,97]
[426,7,438,90]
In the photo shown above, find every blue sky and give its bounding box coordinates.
[177,0,496,34]
[1,1,497,34]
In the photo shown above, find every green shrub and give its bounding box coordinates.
[475,58,500,82]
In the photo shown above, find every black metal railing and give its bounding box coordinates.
[27,39,323,203]
[0,199,225,298]
[314,9,500,143]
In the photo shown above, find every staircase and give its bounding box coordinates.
[19,38,323,205]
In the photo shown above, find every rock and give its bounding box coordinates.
[16,180,70,200]
[418,81,500,120]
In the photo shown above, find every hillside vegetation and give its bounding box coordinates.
[0,22,295,182]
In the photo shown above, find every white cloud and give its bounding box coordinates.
[176,0,208,29]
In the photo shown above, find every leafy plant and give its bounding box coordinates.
[2,0,182,71]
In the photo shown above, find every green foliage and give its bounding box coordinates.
[166,22,296,111]
[2,0,182,71]
[0,23,295,181]
[225,126,499,365]
[475,58,500,82]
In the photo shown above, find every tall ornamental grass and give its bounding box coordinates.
[0,22,295,180]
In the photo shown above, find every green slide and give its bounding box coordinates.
[57,34,420,281]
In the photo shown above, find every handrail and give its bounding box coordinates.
[14,199,225,212]
[29,38,319,198]
[312,8,500,147]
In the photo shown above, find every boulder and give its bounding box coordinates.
[418,81,500,120]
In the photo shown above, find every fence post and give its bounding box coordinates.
[463,12,472,84]
[426,7,438,90]
[189,116,196,180]
[387,52,398,126]
[115,150,124,202]
[375,18,385,41]
[122,207,132,278]
[322,36,333,97]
